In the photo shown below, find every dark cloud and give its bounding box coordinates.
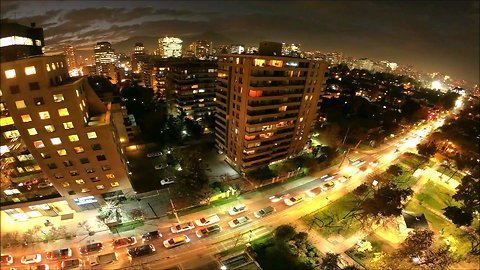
[1,1,478,84]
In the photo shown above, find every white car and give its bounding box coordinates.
[160,177,175,185]
[351,159,366,167]
[306,187,322,197]
[147,152,162,158]
[195,214,220,227]
[319,174,336,182]
[253,206,275,218]
[228,204,248,216]
[284,194,305,206]
[163,235,190,248]
[21,254,42,264]
[269,193,289,203]
[170,222,195,233]
[337,176,350,183]
[154,165,164,170]
[228,216,251,228]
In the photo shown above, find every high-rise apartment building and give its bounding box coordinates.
[94,41,117,82]
[131,42,146,73]
[190,40,212,60]
[215,42,328,171]
[230,44,245,54]
[158,36,183,58]
[281,43,301,57]
[64,44,77,71]
[167,60,217,123]
[0,21,44,63]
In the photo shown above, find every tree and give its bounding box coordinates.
[386,164,403,176]
[293,232,309,245]
[319,252,340,270]
[342,266,360,270]
[461,225,480,255]
[452,174,480,213]
[416,246,456,270]
[352,183,369,197]
[443,206,474,227]
[417,142,437,158]
[360,183,413,220]
[398,229,434,258]
[273,225,296,242]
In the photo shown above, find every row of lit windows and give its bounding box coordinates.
[15,94,65,109]
[4,62,65,79]
[33,132,97,148]
[20,109,69,123]
[40,143,101,158]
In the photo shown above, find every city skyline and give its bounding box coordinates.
[1,1,478,84]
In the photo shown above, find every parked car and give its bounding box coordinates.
[322,181,335,191]
[57,259,81,270]
[141,231,162,241]
[37,179,53,189]
[195,214,220,227]
[228,216,251,228]
[87,252,118,266]
[306,187,322,197]
[154,165,164,170]
[147,152,162,158]
[46,248,72,260]
[112,236,137,249]
[21,254,42,264]
[163,235,190,248]
[337,175,351,183]
[127,244,156,258]
[319,174,336,182]
[0,255,13,265]
[196,225,222,238]
[284,194,305,206]
[269,193,289,203]
[79,243,103,255]
[170,222,195,233]
[253,206,276,218]
[228,204,248,216]
[35,264,50,270]
[160,177,175,185]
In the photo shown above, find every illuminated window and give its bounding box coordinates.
[249,90,262,97]
[87,132,97,139]
[39,111,50,120]
[40,152,50,159]
[44,125,55,133]
[106,173,115,179]
[34,97,44,106]
[46,64,51,72]
[61,182,69,187]
[279,106,287,112]
[50,137,61,145]
[110,182,120,187]
[24,66,36,75]
[58,108,69,116]
[53,94,64,102]
[63,122,74,130]
[3,130,20,138]
[244,135,256,141]
[27,128,38,135]
[57,149,67,156]
[76,179,85,185]
[74,146,84,153]
[254,59,265,67]
[75,89,79,97]
[51,63,56,70]
[5,69,16,79]
[96,185,105,190]
[33,140,45,148]
[68,134,79,142]
[79,104,83,111]
[299,117,304,122]
[15,100,26,109]
[21,114,32,122]
[81,188,90,193]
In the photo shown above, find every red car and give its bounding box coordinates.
[112,236,137,249]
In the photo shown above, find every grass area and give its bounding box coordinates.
[302,193,362,237]
[415,181,459,211]
[436,166,463,182]
[169,196,238,218]
[398,153,434,170]
[346,233,396,269]
[392,170,420,189]
[109,220,144,233]
[405,199,471,256]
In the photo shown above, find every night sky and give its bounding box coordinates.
[1,1,478,84]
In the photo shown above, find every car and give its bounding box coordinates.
[37,179,53,188]
[0,255,13,265]
[170,222,195,233]
[195,214,220,227]
[253,206,276,218]
[306,187,322,197]
[351,159,366,167]
[228,216,251,228]
[337,176,350,183]
[18,178,38,187]
[319,174,336,182]
[394,149,400,153]
[196,225,222,238]
[35,264,50,270]
[228,204,248,216]
[147,152,162,158]
[160,177,175,185]
[21,254,42,264]
[163,235,190,248]
[112,236,137,249]
[369,160,379,167]
[284,194,305,206]
[141,231,162,241]
[127,244,156,258]
[79,242,103,255]
[46,248,72,260]
[57,259,81,270]
[154,165,164,170]
[269,193,289,203]
[322,181,335,191]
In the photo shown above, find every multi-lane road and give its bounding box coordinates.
[1,116,447,270]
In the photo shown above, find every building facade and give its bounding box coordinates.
[0,55,133,220]
[158,36,183,58]
[0,21,44,63]
[215,45,328,171]
[94,41,117,82]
